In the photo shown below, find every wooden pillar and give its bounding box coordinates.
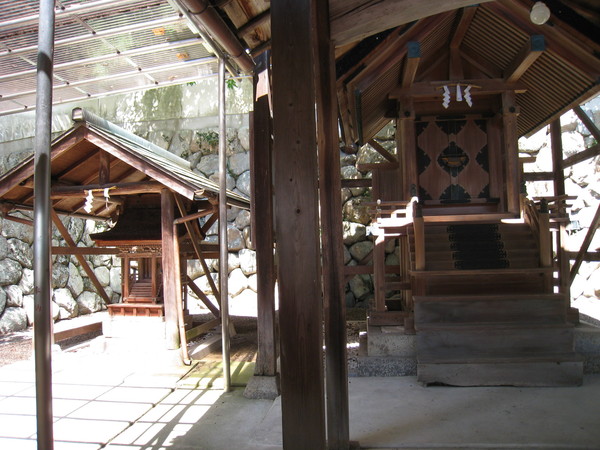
[397,99,416,198]
[551,119,570,297]
[250,51,277,377]
[272,0,326,448]
[502,92,520,214]
[161,188,180,350]
[314,0,350,447]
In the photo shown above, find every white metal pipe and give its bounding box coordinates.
[218,56,231,391]
[32,0,55,448]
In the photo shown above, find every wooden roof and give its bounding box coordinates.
[0,108,249,220]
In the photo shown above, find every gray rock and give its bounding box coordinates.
[229,152,250,176]
[67,263,84,297]
[236,171,251,197]
[209,171,236,191]
[187,259,207,279]
[53,288,78,319]
[19,268,34,295]
[229,268,248,297]
[343,245,352,264]
[109,267,122,294]
[386,252,400,266]
[91,253,113,268]
[77,291,103,314]
[341,188,352,204]
[197,154,220,176]
[343,221,367,245]
[94,266,111,287]
[0,289,6,315]
[243,226,253,249]
[385,238,397,254]
[340,151,357,167]
[227,226,245,251]
[67,218,85,243]
[52,263,69,288]
[210,252,240,273]
[341,165,366,196]
[0,235,8,259]
[238,126,250,151]
[238,248,257,275]
[345,291,356,307]
[227,206,241,222]
[0,307,28,333]
[0,259,22,286]
[343,197,371,225]
[349,241,374,262]
[1,217,33,244]
[235,210,251,229]
[349,275,370,301]
[5,285,23,307]
[196,273,219,294]
[357,143,384,165]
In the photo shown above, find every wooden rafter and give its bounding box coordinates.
[574,105,600,142]
[401,41,421,88]
[570,204,600,284]
[368,139,398,163]
[450,5,478,49]
[563,142,600,168]
[504,35,545,83]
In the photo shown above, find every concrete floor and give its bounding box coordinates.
[1,342,600,449]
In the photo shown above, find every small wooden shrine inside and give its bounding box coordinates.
[0,107,248,349]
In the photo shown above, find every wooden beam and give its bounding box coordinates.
[185,275,220,318]
[523,171,555,181]
[314,0,350,445]
[51,181,164,197]
[161,189,181,350]
[368,139,397,163]
[504,35,545,83]
[98,150,110,185]
[573,106,600,142]
[502,92,521,214]
[51,247,119,255]
[185,317,221,341]
[237,9,270,39]
[357,161,399,171]
[330,0,495,46]
[341,179,372,188]
[449,47,464,81]
[250,51,278,378]
[450,5,478,49]
[563,143,600,168]
[570,204,600,285]
[390,78,527,99]
[50,209,111,305]
[401,41,421,88]
[272,0,326,446]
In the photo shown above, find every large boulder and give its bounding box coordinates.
[0,307,28,333]
[1,217,33,244]
[5,284,23,307]
[67,263,85,297]
[238,249,257,276]
[349,241,374,262]
[0,235,8,259]
[51,263,69,289]
[67,218,85,243]
[342,221,367,245]
[348,275,370,301]
[236,171,251,197]
[77,291,103,314]
[197,154,220,176]
[0,259,22,286]
[227,226,245,251]
[19,268,34,295]
[234,210,251,230]
[109,267,122,294]
[53,288,78,319]
[0,289,6,316]
[229,268,249,297]
[342,197,371,225]
[94,266,111,287]
[229,152,250,176]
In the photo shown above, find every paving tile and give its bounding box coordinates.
[0,381,31,396]
[96,386,172,404]
[66,400,153,422]
[0,413,37,438]
[53,417,131,444]
[160,387,223,406]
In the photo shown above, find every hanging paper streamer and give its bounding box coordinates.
[103,188,110,209]
[456,84,463,102]
[84,190,94,213]
[442,85,451,109]
[464,85,473,107]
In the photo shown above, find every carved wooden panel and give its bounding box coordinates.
[416,118,490,202]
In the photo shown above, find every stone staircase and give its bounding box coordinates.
[354,221,586,386]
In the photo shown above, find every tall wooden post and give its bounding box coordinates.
[314,0,350,447]
[502,92,520,214]
[161,188,180,350]
[250,51,278,378]
[272,0,326,448]
[551,119,570,298]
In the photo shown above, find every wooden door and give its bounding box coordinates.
[416,118,490,203]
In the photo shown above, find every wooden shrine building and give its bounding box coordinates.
[0,107,249,351]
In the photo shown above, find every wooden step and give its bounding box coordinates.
[417,323,575,361]
[414,294,567,325]
[108,303,164,317]
[418,357,583,386]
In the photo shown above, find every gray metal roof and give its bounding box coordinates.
[0,0,222,116]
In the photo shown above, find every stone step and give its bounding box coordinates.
[414,294,566,325]
[417,357,584,386]
[416,323,575,361]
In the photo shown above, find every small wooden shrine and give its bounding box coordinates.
[0,107,248,349]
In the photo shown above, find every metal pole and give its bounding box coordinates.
[33,0,55,448]
[218,56,231,391]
